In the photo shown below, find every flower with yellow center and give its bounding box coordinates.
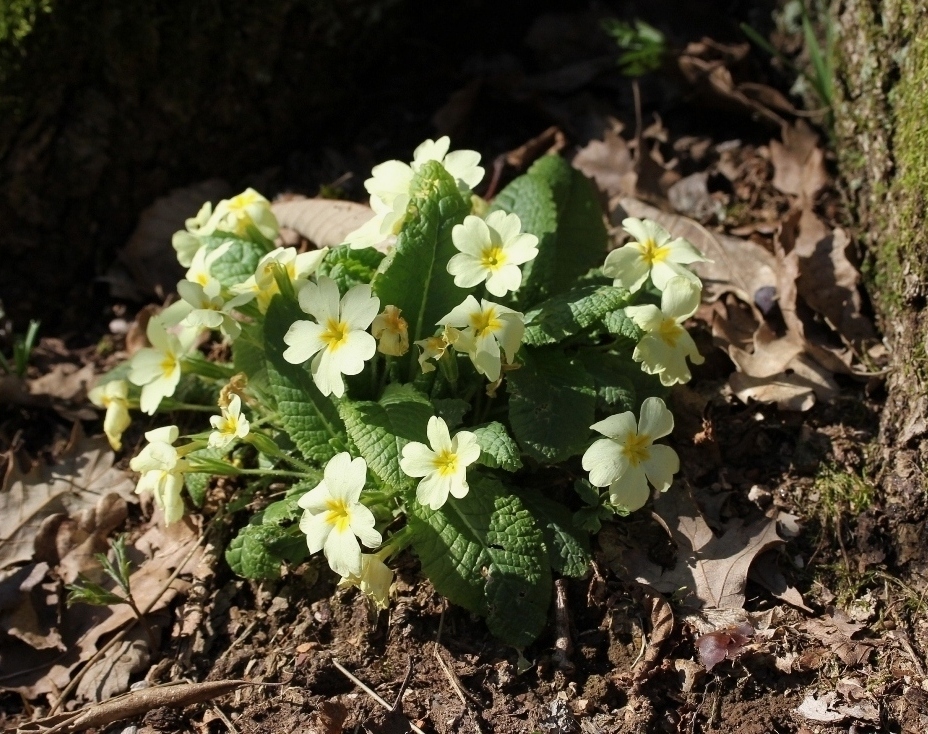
[602,218,707,293]
[447,211,539,297]
[171,278,254,340]
[130,425,190,525]
[282,276,380,397]
[185,240,234,291]
[581,397,679,511]
[128,316,200,415]
[208,395,250,450]
[206,188,279,241]
[88,379,131,451]
[414,326,461,374]
[298,452,382,577]
[624,276,705,386]
[438,296,524,382]
[233,246,328,313]
[400,416,480,510]
[172,201,214,267]
[338,548,394,610]
[346,137,484,250]
[372,305,409,356]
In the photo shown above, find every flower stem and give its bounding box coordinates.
[236,468,310,479]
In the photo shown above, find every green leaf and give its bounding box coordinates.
[225,523,288,580]
[489,174,558,306]
[575,351,637,413]
[318,244,385,292]
[519,492,591,578]
[373,160,471,378]
[472,422,523,472]
[262,478,319,524]
[182,447,226,507]
[232,322,268,397]
[433,398,470,429]
[408,477,551,647]
[523,285,632,346]
[264,295,346,463]
[338,386,433,491]
[602,308,644,344]
[507,348,596,463]
[201,234,267,288]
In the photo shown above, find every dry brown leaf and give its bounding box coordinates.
[747,551,812,612]
[801,608,874,667]
[619,490,785,610]
[0,426,136,571]
[617,197,777,308]
[667,172,722,223]
[28,363,95,403]
[0,518,204,701]
[572,129,636,200]
[770,121,827,200]
[74,631,149,703]
[695,621,754,671]
[271,197,375,249]
[116,179,232,299]
[0,563,63,651]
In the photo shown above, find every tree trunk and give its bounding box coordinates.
[834,0,928,590]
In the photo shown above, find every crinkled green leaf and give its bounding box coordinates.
[183,447,224,507]
[508,348,596,463]
[472,422,523,472]
[575,351,637,413]
[318,244,384,292]
[262,478,319,524]
[523,285,632,346]
[602,307,644,344]
[489,174,558,307]
[339,386,432,491]
[373,161,471,378]
[264,295,346,463]
[433,398,470,429]
[519,492,591,578]
[201,234,268,288]
[408,477,550,647]
[232,322,268,398]
[225,523,289,580]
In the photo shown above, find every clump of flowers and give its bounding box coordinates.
[89,143,707,647]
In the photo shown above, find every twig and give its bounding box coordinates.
[217,620,259,662]
[211,705,240,734]
[552,578,575,672]
[48,531,207,715]
[432,645,467,707]
[331,658,426,734]
[631,615,648,667]
[392,658,414,712]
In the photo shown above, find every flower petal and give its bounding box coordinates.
[324,525,362,577]
[340,284,380,329]
[602,246,651,292]
[660,276,702,321]
[637,397,674,439]
[589,411,637,439]
[609,465,650,511]
[643,444,679,492]
[582,437,628,487]
[400,442,439,477]
[416,472,452,510]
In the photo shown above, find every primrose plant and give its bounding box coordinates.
[90,139,709,646]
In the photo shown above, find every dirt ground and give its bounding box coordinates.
[2,4,928,733]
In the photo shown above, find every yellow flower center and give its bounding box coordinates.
[229,191,258,210]
[324,498,352,532]
[160,354,178,379]
[621,432,651,467]
[640,238,668,266]
[218,415,238,436]
[480,245,507,271]
[194,272,210,287]
[469,306,502,338]
[321,318,351,351]
[657,318,683,347]
[433,449,459,476]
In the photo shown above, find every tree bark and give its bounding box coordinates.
[834,0,928,572]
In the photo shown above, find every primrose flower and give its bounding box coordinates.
[208,395,250,450]
[282,276,379,397]
[298,452,381,577]
[233,246,328,313]
[414,326,460,374]
[625,276,704,386]
[130,425,189,525]
[338,550,394,610]
[438,296,524,382]
[128,316,199,415]
[207,188,279,241]
[372,305,409,356]
[603,218,707,293]
[173,279,253,340]
[581,397,679,512]
[172,201,214,267]
[88,379,131,451]
[185,240,233,291]
[400,416,480,510]
[447,211,539,297]
[345,193,410,250]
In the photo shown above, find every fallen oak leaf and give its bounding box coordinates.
[19,680,267,734]
[271,197,377,249]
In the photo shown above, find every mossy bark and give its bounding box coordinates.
[834,0,928,555]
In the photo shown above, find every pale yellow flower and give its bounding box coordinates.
[603,218,707,292]
[208,395,250,449]
[88,380,131,451]
[372,305,409,356]
[400,416,480,510]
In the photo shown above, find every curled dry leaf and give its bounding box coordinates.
[0,425,136,571]
[770,121,828,200]
[271,197,378,249]
[695,621,754,671]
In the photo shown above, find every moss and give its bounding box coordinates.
[0,0,51,46]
